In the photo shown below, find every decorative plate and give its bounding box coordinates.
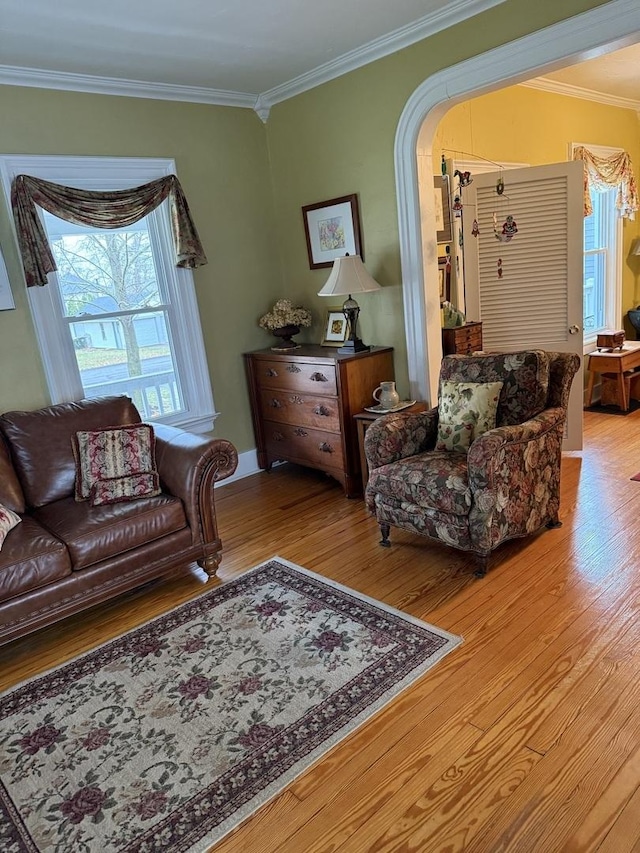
[364,400,417,414]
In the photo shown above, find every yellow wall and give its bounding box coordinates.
[433,84,640,321]
[0,0,621,452]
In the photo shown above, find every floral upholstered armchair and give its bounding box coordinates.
[364,350,580,576]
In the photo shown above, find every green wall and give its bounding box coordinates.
[0,87,282,450]
[0,0,619,452]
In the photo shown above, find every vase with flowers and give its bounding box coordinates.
[259,299,312,350]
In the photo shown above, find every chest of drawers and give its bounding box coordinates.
[442,321,483,355]
[244,345,394,497]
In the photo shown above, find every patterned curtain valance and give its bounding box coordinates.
[572,145,639,220]
[11,174,208,287]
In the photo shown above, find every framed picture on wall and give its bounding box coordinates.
[434,175,452,244]
[302,194,362,269]
[438,256,451,304]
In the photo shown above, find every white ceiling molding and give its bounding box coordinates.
[0,0,506,120]
[0,64,257,109]
[255,0,507,118]
[521,77,640,113]
[394,0,640,405]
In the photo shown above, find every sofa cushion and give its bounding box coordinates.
[0,396,141,509]
[367,451,471,516]
[439,351,550,427]
[0,435,25,513]
[33,494,187,570]
[0,516,72,604]
[72,423,159,501]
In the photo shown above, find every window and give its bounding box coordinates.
[572,144,623,352]
[583,185,618,342]
[0,156,215,432]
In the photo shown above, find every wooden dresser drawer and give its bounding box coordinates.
[245,345,395,497]
[263,421,345,470]
[442,322,483,355]
[259,389,340,431]
[256,359,337,395]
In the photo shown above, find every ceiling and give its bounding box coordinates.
[0,0,505,105]
[0,0,638,115]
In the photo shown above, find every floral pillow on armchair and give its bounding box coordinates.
[436,380,504,452]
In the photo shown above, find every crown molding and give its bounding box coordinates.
[520,76,640,113]
[0,0,507,120]
[0,64,258,109]
[257,0,507,115]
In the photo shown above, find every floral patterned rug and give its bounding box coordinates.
[0,557,461,853]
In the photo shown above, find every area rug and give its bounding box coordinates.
[0,556,461,853]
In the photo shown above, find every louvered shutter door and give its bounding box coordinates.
[462,161,584,448]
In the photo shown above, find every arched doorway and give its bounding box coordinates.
[394,0,640,404]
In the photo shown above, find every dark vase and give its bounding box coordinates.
[627,309,640,339]
[271,324,301,351]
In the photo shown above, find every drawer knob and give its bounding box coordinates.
[273,431,285,442]
[266,368,278,378]
[319,442,333,453]
[310,372,328,382]
[314,405,330,417]
[270,398,282,408]
[294,428,308,437]
[286,364,301,374]
[289,395,304,405]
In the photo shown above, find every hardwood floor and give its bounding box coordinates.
[2,408,640,851]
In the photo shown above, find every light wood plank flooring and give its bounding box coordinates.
[2,408,640,851]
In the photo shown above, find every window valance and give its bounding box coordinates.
[572,146,638,220]
[11,174,208,287]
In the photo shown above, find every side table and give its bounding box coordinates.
[354,402,429,494]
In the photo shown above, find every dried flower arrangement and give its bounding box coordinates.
[258,299,312,331]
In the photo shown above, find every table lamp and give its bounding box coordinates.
[317,254,381,354]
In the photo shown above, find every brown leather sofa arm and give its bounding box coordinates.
[152,424,238,572]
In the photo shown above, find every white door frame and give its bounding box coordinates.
[395,0,640,404]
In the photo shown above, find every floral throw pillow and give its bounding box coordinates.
[90,472,161,507]
[0,503,21,550]
[72,424,160,503]
[436,380,504,452]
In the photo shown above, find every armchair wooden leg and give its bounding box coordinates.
[474,554,489,578]
[546,516,563,529]
[379,523,391,548]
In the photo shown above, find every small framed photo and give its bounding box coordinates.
[322,310,348,346]
[438,256,451,304]
[434,175,452,244]
[302,194,362,269]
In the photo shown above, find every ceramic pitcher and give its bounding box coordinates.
[373,381,400,409]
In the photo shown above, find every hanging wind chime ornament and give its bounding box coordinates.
[471,219,480,237]
[452,195,463,217]
[454,169,473,187]
[493,212,518,242]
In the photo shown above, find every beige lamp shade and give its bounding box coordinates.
[317,254,382,297]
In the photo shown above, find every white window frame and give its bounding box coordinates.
[0,155,216,432]
[570,143,623,355]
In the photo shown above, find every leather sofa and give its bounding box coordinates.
[0,396,238,646]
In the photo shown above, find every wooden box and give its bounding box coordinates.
[597,330,625,351]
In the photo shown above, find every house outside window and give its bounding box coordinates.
[0,156,215,432]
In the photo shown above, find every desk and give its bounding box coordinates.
[586,342,640,411]
[354,402,429,494]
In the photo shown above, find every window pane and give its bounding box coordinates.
[44,213,163,317]
[70,313,182,419]
[584,251,605,331]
